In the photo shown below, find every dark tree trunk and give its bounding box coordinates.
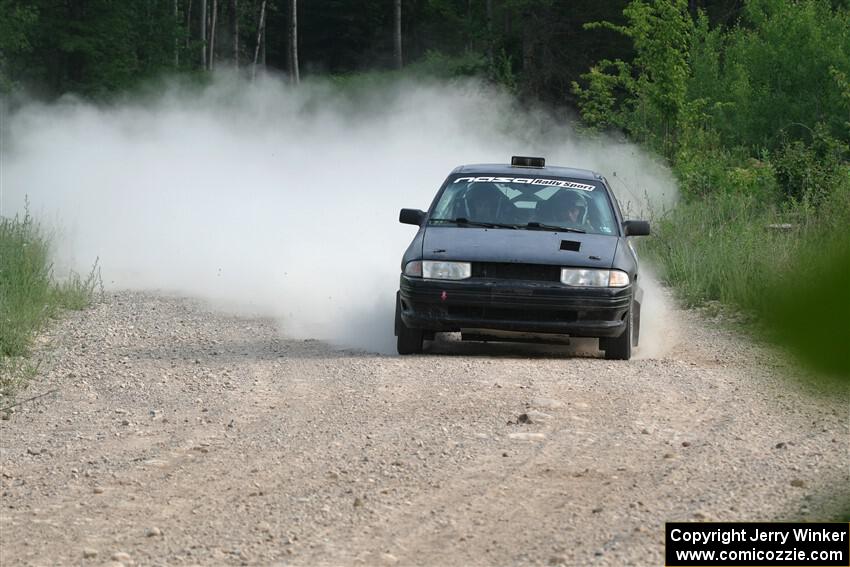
[174,0,180,66]
[252,0,267,80]
[393,0,402,68]
[185,0,193,50]
[200,0,207,67]
[486,0,494,63]
[209,0,218,70]
[287,0,300,83]
[465,0,472,51]
[231,0,239,68]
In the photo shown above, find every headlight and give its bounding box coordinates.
[560,268,629,287]
[404,260,471,280]
[424,261,471,280]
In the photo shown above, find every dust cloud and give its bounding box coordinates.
[1,75,678,355]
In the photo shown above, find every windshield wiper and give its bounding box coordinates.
[524,222,586,233]
[429,217,519,229]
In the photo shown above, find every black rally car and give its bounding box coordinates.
[395,156,650,359]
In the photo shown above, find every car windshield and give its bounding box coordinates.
[429,175,618,235]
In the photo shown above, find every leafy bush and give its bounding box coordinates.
[771,125,849,204]
[704,0,850,150]
[575,0,849,189]
[573,0,693,156]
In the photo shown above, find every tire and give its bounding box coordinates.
[395,292,423,355]
[603,307,632,360]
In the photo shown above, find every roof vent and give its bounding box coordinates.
[511,156,545,168]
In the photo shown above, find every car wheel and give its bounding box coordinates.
[395,292,423,355]
[603,306,632,360]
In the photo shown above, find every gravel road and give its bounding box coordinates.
[1,291,848,566]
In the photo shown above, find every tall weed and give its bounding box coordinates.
[0,208,101,400]
[645,162,850,377]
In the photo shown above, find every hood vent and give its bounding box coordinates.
[560,240,581,252]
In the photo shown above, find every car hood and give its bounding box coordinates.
[421,226,619,269]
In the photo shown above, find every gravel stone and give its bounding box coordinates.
[508,432,546,441]
[529,398,563,409]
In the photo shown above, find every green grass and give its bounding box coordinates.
[645,168,850,380]
[645,190,798,312]
[0,207,101,403]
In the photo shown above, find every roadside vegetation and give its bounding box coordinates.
[569,3,848,521]
[0,208,101,402]
[571,0,850,380]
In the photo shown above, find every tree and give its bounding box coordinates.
[486,0,494,63]
[1,0,632,98]
[287,0,300,83]
[231,0,239,68]
[253,0,267,79]
[394,0,403,68]
[573,0,693,154]
[0,0,38,91]
[174,0,179,67]
[185,0,194,53]
[200,0,207,67]
[209,0,218,70]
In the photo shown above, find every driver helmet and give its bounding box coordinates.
[464,183,502,220]
[561,190,588,223]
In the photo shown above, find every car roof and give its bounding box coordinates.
[451,163,602,181]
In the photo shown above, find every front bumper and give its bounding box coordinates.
[398,275,632,338]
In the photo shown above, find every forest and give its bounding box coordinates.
[1,0,763,100]
[1,0,849,377]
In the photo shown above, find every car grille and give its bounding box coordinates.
[448,305,575,322]
[471,262,561,282]
[447,305,613,323]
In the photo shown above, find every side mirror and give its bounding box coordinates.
[623,220,650,236]
[399,208,426,226]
